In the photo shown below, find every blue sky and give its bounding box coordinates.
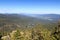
[0,0,60,14]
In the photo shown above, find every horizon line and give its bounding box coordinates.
[0,13,60,14]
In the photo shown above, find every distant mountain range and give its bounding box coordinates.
[21,14,60,22]
[0,13,60,23]
[26,14,60,21]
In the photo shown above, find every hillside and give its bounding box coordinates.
[0,14,59,36]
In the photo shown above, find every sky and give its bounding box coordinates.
[0,0,60,14]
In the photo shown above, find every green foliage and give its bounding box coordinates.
[51,22,60,40]
[10,30,21,40]
[0,32,2,40]
[1,23,60,40]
